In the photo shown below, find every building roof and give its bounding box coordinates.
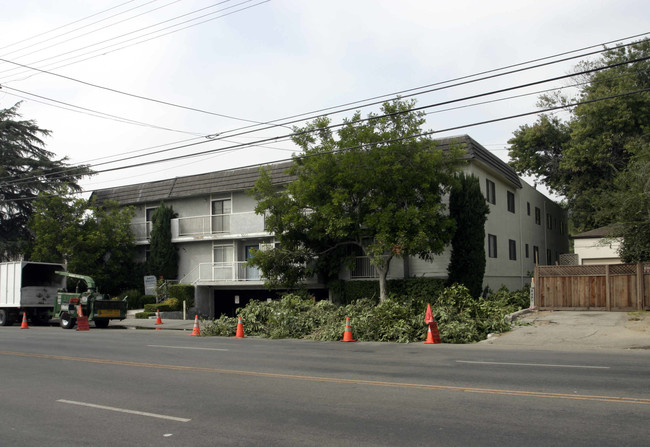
[90,135,523,205]
[572,224,621,239]
[435,135,522,188]
[90,161,294,206]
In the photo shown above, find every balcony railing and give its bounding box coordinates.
[350,256,378,279]
[132,212,267,242]
[191,262,261,283]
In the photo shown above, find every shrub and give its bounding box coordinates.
[201,315,238,336]
[118,289,156,310]
[135,312,152,319]
[170,284,195,308]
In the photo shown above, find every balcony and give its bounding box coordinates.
[132,212,268,244]
[350,256,378,279]
[180,262,262,285]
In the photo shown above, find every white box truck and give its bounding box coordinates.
[0,261,66,326]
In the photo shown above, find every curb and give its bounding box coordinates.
[505,308,535,323]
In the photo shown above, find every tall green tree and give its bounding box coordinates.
[147,202,178,280]
[251,99,463,301]
[0,103,90,259]
[611,146,650,262]
[29,194,137,295]
[447,173,490,298]
[508,39,650,232]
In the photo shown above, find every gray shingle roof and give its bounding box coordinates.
[90,161,294,206]
[90,135,522,205]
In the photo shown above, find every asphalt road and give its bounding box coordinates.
[1,326,649,446]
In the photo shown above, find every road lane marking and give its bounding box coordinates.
[57,399,191,422]
[456,360,610,369]
[148,345,229,351]
[2,351,647,406]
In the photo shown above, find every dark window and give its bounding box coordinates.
[509,240,517,260]
[547,213,553,230]
[486,179,496,205]
[525,244,530,258]
[533,246,540,264]
[535,207,541,225]
[488,234,497,258]
[547,249,553,265]
[527,202,531,216]
[507,191,515,213]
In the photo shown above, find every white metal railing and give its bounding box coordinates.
[350,256,378,278]
[174,212,264,238]
[194,262,262,282]
[131,222,151,241]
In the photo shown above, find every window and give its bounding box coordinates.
[211,198,232,233]
[488,234,497,258]
[507,191,515,213]
[509,239,517,260]
[527,202,531,216]
[547,249,553,266]
[145,207,157,239]
[486,179,496,205]
[213,244,233,263]
[547,213,553,230]
[533,246,540,264]
[525,244,529,258]
[535,207,541,225]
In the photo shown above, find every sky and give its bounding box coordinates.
[1,0,648,199]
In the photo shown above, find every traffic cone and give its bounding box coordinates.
[76,305,89,331]
[341,316,356,342]
[234,316,246,338]
[424,322,441,344]
[191,315,201,336]
[20,312,29,329]
[155,309,163,325]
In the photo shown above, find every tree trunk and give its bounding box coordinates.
[374,254,393,303]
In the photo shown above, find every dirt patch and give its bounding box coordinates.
[626,312,650,334]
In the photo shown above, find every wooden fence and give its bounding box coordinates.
[534,263,650,311]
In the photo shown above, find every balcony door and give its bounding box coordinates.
[211,198,231,233]
[213,244,234,280]
[245,245,260,280]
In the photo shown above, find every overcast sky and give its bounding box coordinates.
[1,0,648,198]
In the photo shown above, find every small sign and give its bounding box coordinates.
[529,277,535,309]
[234,295,240,304]
[144,275,157,295]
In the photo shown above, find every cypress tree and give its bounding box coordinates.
[147,202,178,280]
[447,173,490,298]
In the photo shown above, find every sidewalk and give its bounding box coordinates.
[113,309,195,331]
[482,310,650,351]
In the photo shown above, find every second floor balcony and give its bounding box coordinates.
[131,211,268,244]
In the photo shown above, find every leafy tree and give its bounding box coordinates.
[447,173,490,298]
[29,194,137,295]
[508,39,650,232]
[251,99,463,301]
[612,146,650,262]
[147,202,178,280]
[0,103,90,259]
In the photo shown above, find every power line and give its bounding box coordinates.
[0,0,142,51]
[0,0,269,80]
[2,50,648,188]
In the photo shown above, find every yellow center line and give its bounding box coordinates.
[2,350,648,406]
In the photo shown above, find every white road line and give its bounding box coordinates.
[57,400,191,422]
[148,345,229,351]
[456,360,610,369]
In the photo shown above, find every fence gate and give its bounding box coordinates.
[534,263,649,311]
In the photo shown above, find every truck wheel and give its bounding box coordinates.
[0,310,12,326]
[94,319,109,328]
[60,313,76,329]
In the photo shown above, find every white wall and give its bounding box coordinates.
[574,238,622,265]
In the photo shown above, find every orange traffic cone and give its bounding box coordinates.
[155,309,163,325]
[191,315,201,336]
[234,316,246,338]
[424,322,441,344]
[20,312,29,329]
[341,316,356,342]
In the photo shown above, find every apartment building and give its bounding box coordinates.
[91,135,569,318]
